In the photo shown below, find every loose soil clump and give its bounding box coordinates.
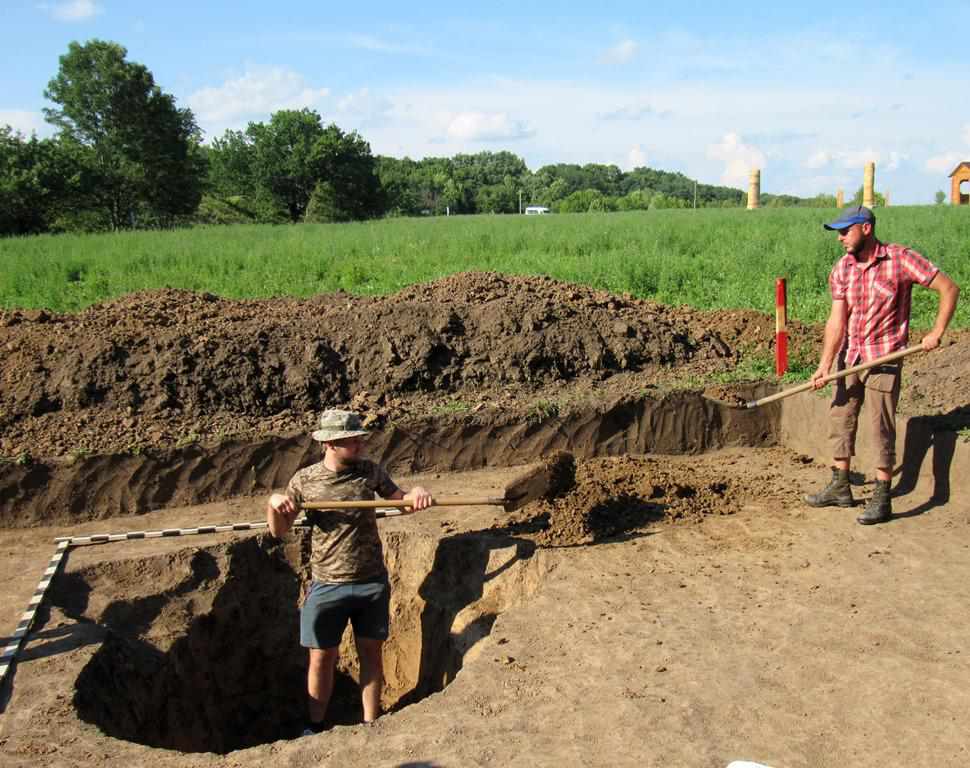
[496,452,803,547]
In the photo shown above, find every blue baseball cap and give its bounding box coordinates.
[823,205,875,231]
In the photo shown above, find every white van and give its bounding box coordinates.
[524,205,550,215]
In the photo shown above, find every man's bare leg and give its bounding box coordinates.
[307,647,340,726]
[355,636,384,722]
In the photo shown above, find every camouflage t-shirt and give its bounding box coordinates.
[286,459,400,583]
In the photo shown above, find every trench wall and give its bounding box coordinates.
[779,392,970,501]
[2,385,966,527]
[0,390,775,527]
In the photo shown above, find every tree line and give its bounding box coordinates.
[2,39,835,238]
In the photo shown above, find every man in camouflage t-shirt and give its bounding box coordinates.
[267,410,432,733]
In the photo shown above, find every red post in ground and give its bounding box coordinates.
[775,278,788,377]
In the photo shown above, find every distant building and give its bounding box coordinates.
[949,162,970,205]
[524,205,551,215]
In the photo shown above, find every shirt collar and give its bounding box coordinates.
[849,239,887,270]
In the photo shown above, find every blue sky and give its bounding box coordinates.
[4,1,970,203]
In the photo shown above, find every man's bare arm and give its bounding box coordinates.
[921,272,960,350]
[387,486,433,510]
[811,299,848,389]
[266,493,299,537]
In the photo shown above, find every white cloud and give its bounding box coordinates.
[921,123,970,175]
[0,110,49,136]
[188,68,330,133]
[40,0,102,22]
[707,133,766,187]
[336,88,393,127]
[353,75,964,203]
[885,151,908,171]
[804,150,832,170]
[598,102,670,122]
[804,147,906,171]
[926,153,963,174]
[839,148,881,169]
[600,39,638,65]
[626,144,647,170]
[445,111,533,142]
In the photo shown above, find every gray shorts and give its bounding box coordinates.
[300,577,390,649]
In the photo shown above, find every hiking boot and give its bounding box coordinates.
[804,468,854,508]
[857,479,892,525]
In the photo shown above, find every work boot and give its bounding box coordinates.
[804,468,854,508]
[857,479,892,525]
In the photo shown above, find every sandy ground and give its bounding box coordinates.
[2,275,969,767]
[2,440,968,768]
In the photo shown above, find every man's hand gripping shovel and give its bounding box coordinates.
[300,451,576,519]
[704,345,924,410]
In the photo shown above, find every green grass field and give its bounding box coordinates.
[2,206,968,329]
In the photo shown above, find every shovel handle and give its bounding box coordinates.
[303,497,506,510]
[746,345,923,409]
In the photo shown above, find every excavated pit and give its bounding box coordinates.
[52,527,546,755]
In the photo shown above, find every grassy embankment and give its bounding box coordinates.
[3,207,967,346]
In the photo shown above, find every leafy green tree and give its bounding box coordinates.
[308,124,384,221]
[233,109,383,222]
[475,181,518,214]
[557,188,607,213]
[43,39,204,228]
[648,192,687,210]
[245,109,326,222]
[0,128,91,235]
[935,190,946,205]
[375,156,422,216]
[206,130,254,198]
[0,127,55,235]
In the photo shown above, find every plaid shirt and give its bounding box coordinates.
[829,241,939,364]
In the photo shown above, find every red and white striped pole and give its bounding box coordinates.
[775,278,788,377]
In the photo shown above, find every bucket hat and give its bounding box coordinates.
[311,409,370,442]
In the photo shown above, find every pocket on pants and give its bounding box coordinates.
[862,363,900,393]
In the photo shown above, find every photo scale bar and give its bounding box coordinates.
[1,507,410,692]
[56,508,408,546]
[0,541,70,690]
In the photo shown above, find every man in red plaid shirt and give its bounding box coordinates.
[804,205,960,524]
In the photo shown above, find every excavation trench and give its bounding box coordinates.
[56,528,545,754]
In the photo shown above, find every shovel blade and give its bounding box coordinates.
[502,451,576,512]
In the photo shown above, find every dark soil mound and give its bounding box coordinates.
[2,269,966,468]
[0,272,803,459]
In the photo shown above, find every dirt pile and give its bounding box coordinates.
[2,270,968,466]
[498,452,807,547]
[0,272,819,459]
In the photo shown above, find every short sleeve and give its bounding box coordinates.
[829,261,847,301]
[898,247,939,287]
[369,462,400,499]
[286,472,304,508]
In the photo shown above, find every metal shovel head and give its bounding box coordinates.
[502,451,577,512]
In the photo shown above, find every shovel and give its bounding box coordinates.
[56,452,579,547]
[302,450,576,517]
[706,345,923,410]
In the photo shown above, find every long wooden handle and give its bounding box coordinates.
[302,497,505,510]
[746,345,923,409]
